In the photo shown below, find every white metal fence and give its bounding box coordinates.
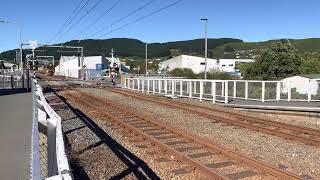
[0,75,24,89]
[32,79,71,180]
[122,78,320,103]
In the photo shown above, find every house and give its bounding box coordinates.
[159,55,254,74]
[282,74,320,95]
[55,56,108,78]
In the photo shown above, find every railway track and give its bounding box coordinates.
[39,75,320,147]
[62,89,302,179]
[108,88,320,147]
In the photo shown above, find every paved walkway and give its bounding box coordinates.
[0,90,33,179]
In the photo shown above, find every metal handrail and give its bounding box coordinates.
[32,79,72,180]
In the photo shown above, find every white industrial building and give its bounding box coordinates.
[282,75,320,95]
[159,55,254,74]
[218,59,254,72]
[55,56,108,78]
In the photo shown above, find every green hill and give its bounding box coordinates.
[212,38,320,58]
[0,38,242,63]
[2,37,320,63]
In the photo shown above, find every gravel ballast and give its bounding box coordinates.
[46,89,206,179]
[45,91,160,179]
[80,88,320,179]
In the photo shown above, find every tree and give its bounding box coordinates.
[300,52,320,74]
[224,45,235,52]
[241,42,301,80]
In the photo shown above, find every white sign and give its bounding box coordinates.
[29,40,38,50]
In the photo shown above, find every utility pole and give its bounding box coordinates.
[145,43,148,77]
[201,18,208,80]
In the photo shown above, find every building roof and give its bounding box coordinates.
[299,74,320,79]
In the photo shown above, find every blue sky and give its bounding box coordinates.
[0,0,320,52]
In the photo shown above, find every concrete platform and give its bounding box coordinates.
[0,90,33,179]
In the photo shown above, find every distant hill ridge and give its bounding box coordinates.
[1,37,320,63]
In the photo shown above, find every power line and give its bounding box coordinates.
[55,0,105,43]
[87,0,156,39]
[48,0,90,44]
[74,0,122,40]
[96,0,184,39]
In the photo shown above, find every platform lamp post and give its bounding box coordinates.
[201,18,208,80]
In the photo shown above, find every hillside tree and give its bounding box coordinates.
[241,42,301,80]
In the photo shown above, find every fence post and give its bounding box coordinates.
[200,81,203,101]
[164,80,168,94]
[288,81,291,101]
[11,75,14,89]
[180,80,183,97]
[245,81,248,100]
[132,79,135,90]
[261,81,265,102]
[224,81,228,103]
[158,79,161,94]
[189,81,192,98]
[193,81,197,94]
[141,79,144,92]
[308,80,311,102]
[212,81,216,103]
[127,78,129,89]
[276,82,281,101]
[172,80,175,95]
[137,78,140,91]
[233,81,236,98]
[153,80,155,94]
[147,79,150,93]
[221,82,225,97]
[2,74,5,87]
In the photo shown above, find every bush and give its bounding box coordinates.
[169,68,234,80]
[169,68,196,78]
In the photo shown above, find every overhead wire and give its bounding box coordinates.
[55,0,105,43]
[48,0,90,44]
[96,0,184,39]
[73,0,122,40]
[86,0,156,39]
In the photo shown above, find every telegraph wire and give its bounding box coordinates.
[96,0,184,39]
[48,0,90,44]
[55,0,105,43]
[87,0,156,39]
[74,0,122,40]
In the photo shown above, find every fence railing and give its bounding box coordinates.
[122,78,320,103]
[32,79,71,180]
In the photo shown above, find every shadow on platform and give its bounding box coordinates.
[52,90,160,180]
[0,88,29,96]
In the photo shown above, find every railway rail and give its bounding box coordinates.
[62,89,302,179]
[107,88,320,147]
